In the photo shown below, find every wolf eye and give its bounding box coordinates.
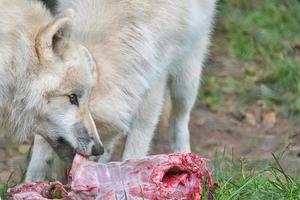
[69,94,79,106]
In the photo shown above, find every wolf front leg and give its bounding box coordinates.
[25,135,54,182]
[122,78,166,160]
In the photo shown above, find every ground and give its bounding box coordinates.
[1,0,300,199]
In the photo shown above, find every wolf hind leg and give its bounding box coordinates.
[168,44,207,152]
[98,132,126,163]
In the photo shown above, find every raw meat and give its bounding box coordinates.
[8,181,69,199]
[69,153,214,200]
[8,153,215,200]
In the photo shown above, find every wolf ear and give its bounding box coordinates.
[35,9,75,64]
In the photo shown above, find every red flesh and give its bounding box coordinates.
[8,153,214,200]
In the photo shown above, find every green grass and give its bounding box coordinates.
[0,184,9,200]
[200,0,300,119]
[0,162,26,200]
[0,172,17,200]
[212,151,300,200]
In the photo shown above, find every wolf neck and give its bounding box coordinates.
[0,62,31,142]
[0,34,38,141]
[0,0,51,140]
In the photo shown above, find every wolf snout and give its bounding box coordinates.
[91,142,104,156]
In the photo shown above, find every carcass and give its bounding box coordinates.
[9,153,216,200]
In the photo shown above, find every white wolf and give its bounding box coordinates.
[26,0,217,182]
[0,0,105,178]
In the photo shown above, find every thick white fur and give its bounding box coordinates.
[0,0,53,140]
[27,0,217,181]
[0,0,105,182]
[72,0,217,156]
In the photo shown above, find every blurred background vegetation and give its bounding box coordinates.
[199,1,300,198]
[200,0,300,120]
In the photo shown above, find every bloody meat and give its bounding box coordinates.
[8,153,215,200]
[8,181,69,199]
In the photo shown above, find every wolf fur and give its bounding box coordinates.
[26,0,217,182]
[0,0,106,181]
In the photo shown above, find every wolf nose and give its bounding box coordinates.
[92,143,104,156]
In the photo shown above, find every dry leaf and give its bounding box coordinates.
[18,144,30,155]
[262,112,276,129]
[244,112,257,126]
[294,43,300,50]
[195,118,206,127]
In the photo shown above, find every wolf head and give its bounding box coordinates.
[10,9,103,159]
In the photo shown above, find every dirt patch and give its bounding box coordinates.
[152,105,300,170]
